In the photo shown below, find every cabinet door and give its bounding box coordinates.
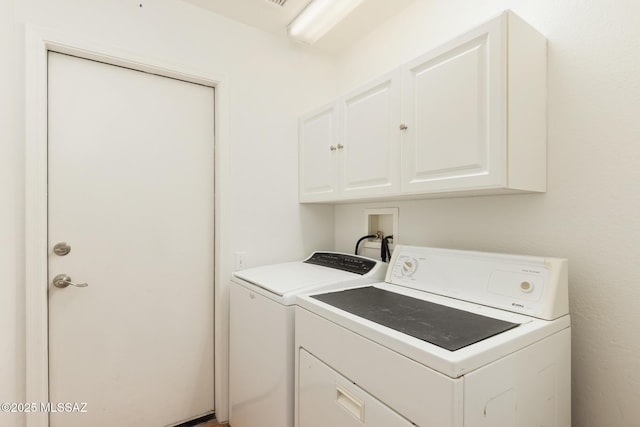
[401,16,506,194]
[298,349,414,427]
[299,104,340,202]
[339,71,401,198]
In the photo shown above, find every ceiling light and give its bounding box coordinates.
[287,0,365,45]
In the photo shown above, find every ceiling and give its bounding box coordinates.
[180,0,415,53]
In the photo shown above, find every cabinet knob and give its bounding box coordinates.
[399,123,408,131]
[330,145,337,151]
[337,144,344,150]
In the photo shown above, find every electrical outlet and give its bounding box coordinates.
[234,252,247,271]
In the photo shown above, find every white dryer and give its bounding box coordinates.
[295,245,571,427]
[229,252,386,427]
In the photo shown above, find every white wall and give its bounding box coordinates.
[333,1,640,426]
[1,1,26,427]
[1,0,336,425]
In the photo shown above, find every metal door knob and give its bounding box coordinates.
[399,123,408,130]
[52,274,88,288]
[330,145,337,151]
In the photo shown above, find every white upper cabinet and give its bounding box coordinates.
[299,10,547,203]
[340,71,401,199]
[401,11,546,195]
[299,104,339,202]
[299,72,401,203]
[401,18,503,193]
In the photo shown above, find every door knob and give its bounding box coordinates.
[53,242,71,256]
[52,274,88,288]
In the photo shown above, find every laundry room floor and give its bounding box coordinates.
[196,421,227,427]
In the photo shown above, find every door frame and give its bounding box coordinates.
[24,25,230,427]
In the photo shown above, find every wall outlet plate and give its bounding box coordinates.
[234,252,247,271]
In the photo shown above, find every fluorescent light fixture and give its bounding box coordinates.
[287,0,365,44]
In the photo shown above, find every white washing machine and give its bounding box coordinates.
[295,245,571,427]
[229,251,387,427]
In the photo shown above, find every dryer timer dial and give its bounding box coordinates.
[400,257,418,277]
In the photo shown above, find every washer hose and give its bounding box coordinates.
[355,234,377,255]
[381,235,394,262]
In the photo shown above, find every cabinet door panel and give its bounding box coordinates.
[413,41,486,175]
[299,105,339,201]
[341,72,400,197]
[402,18,506,193]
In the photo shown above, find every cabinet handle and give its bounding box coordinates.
[399,123,408,130]
[330,145,337,151]
[337,144,344,150]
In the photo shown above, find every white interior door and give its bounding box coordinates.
[47,52,215,427]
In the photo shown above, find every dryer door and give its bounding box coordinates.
[298,349,414,427]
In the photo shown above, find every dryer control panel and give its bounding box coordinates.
[387,245,569,320]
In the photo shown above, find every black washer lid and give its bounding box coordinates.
[312,286,519,351]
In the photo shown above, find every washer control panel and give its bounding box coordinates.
[304,252,378,275]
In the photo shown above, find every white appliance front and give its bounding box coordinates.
[229,252,386,427]
[233,260,369,304]
[295,245,571,427]
[298,348,416,427]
